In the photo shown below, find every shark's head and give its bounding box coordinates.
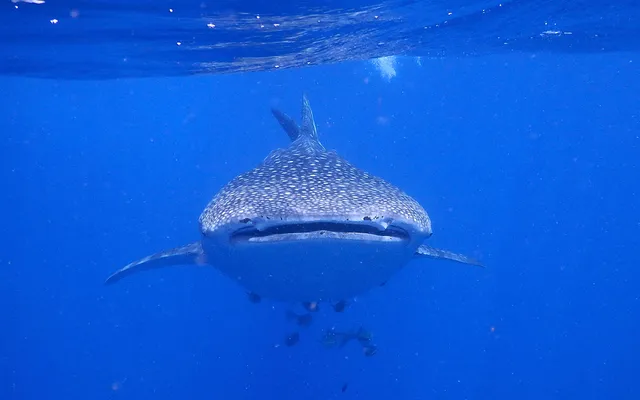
[198,95,433,301]
[199,95,432,248]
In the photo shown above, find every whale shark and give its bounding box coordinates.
[105,94,482,304]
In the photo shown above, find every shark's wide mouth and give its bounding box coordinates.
[229,221,411,243]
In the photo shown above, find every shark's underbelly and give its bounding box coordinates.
[202,236,417,302]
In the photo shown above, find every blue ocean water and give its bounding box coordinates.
[1,1,639,399]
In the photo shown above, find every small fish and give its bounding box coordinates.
[285,332,300,347]
[332,300,347,313]
[247,292,262,303]
[363,344,377,357]
[341,382,349,392]
[355,328,373,345]
[302,301,319,312]
[286,310,313,327]
[321,326,374,351]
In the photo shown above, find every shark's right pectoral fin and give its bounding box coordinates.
[414,244,484,267]
[105,241,206,285]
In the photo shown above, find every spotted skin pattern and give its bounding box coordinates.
[199,135,431,236]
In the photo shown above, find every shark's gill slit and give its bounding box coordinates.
[230,221,410,242]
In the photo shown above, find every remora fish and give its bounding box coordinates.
[105,95,482,303]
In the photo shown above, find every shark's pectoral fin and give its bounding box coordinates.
[105,241,206,285]
[414,244,484,267]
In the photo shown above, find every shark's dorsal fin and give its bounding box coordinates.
[271,108,300,141]
[271,94,322,148]
[300,93,319,142]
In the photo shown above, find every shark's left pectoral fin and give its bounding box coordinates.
[414,244,484,267]
[105,241,206,285]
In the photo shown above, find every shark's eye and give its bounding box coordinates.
[240,218,251,224]
[363,216,372,221]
